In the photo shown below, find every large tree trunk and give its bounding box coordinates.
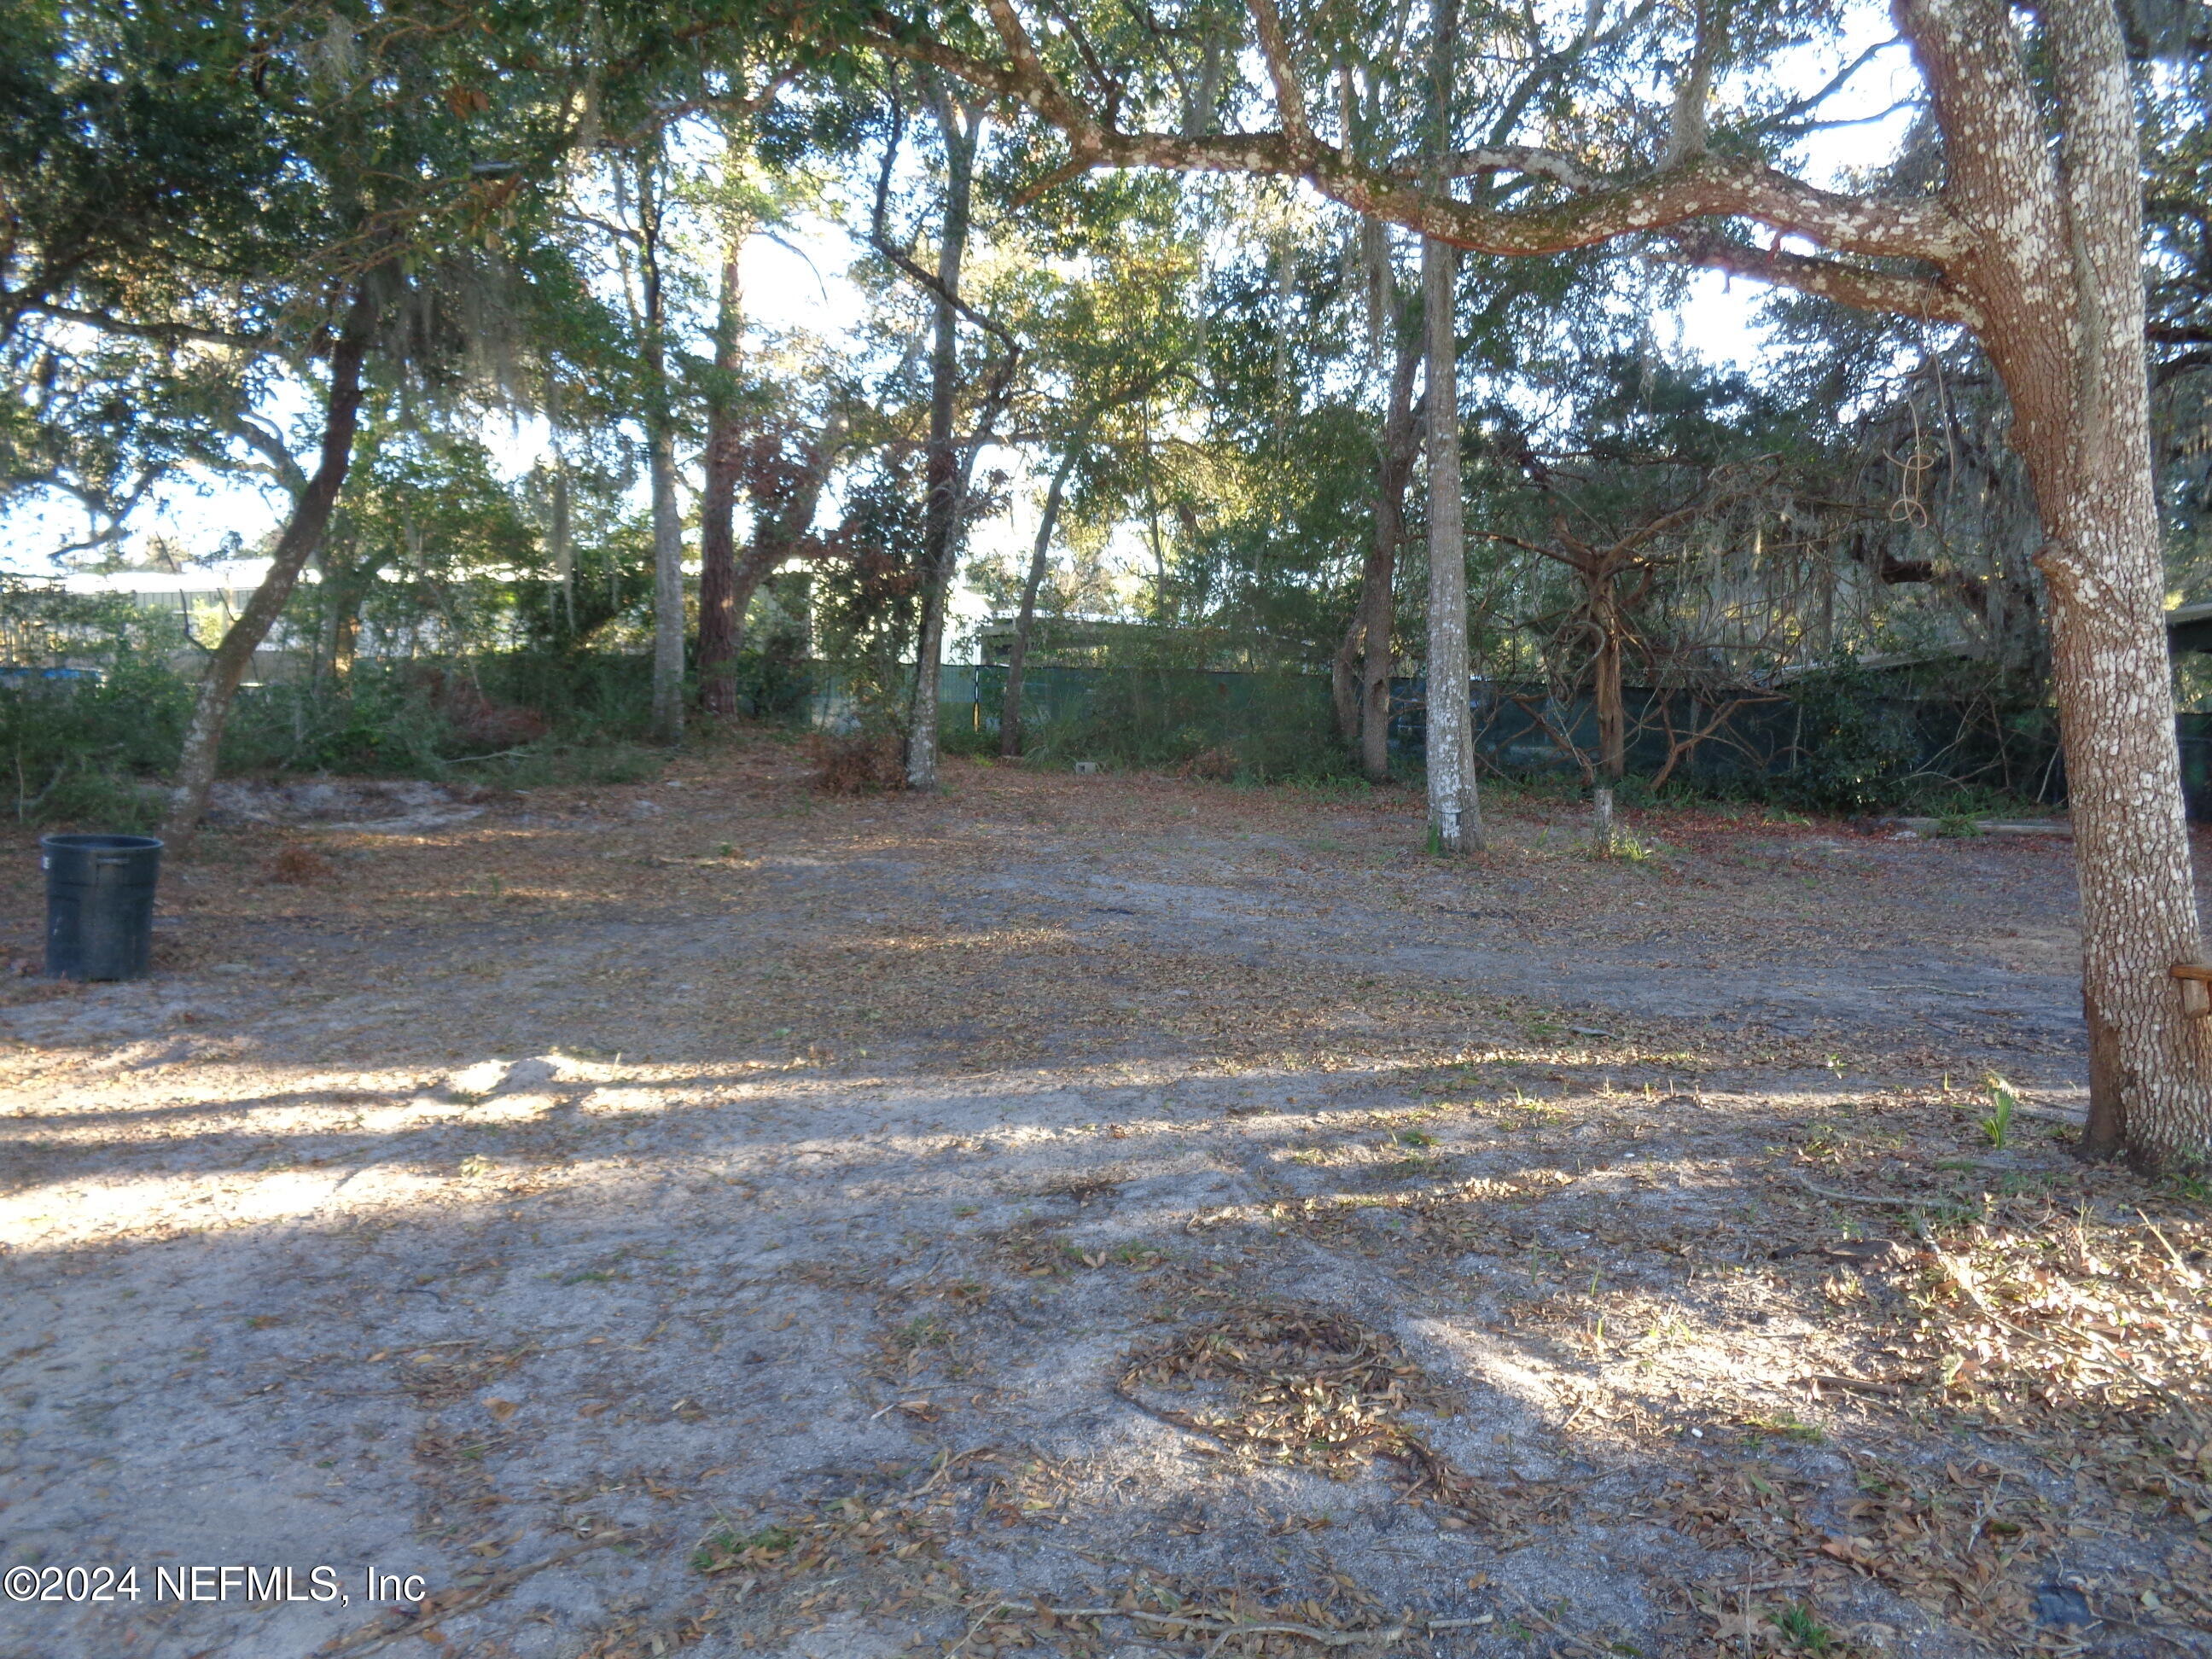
[906,99,982,790]
[163,285,377,844]
[698,230,748,718]
[637,153,685,746]
[1422,232,1479,853]
[1001,441,1081,758]
[1904,0,2210,1166]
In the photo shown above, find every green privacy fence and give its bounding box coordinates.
[800,659,2212,815]
[823,662,1342,779]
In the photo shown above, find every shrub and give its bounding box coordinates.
[0,656,190,829]
[808,730,905,793]
[267,843,337,884]
[1779,656,1921,814]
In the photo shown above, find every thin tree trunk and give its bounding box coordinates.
[313,518,361,684]
[1422,0,1478,853]
[324,554,364,682]
[1001,441,1080,758]
[550,463,573,636]
[164,285,377,844]
[906,96,981,790]
[1591,580,1625,853]
[1422,233,1477,853]
[637,152,684,746]
[698,229,748,717]
[1361,329,1423,783]
[1332,624,1361,745]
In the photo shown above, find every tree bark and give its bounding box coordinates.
[698,229,748,718]
[1908,0,2211,1166]
[637,151,685,746]
[906,96,982,790]
[1421,0,1479,852]
[1423,232,1478,853]
[1001,440,1080,758]
[163,285,377,844]
[1591,579,1624,853]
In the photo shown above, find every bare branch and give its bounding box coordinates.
[1656,232,1984,329]
[1748,36,1906,135]
[24,303,268,352]
[1432,146,1600,191]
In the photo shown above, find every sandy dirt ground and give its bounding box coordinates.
[1,739,2206,1659]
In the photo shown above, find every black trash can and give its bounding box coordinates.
[43,834,163,981]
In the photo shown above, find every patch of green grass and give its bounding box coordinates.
[1742,1412,1825,1445]
[888,1315,952,1352]
[1773,1603,1836,1653]
[2163,1169,2209,1204]
[1980,1073,2018,1149]
[691,1522,798,1572]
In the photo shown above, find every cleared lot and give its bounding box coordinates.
[1,744,2204,1659]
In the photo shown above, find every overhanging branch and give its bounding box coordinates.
[1656,232,1983,329]
[861,9,1966,268]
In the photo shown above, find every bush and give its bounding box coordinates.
[0,583,190,827]
[0,655,190,828]
[1778,656,1922,814]
[723,648,811,721]
[226,649,707,777]
[225,669,462,776]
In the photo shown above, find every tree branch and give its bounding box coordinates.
[1747,36,1906,135]
[860,17,1967,267]
[23,303,268,352]
[1656,232,1984,328]
[1245,0,1315,149]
